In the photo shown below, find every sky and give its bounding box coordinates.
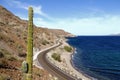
[0,0,120,35]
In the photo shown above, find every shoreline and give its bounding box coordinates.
[66,38,97,80]
[66,38,94,79]
[46,39,94,80]
[70,47,96,80]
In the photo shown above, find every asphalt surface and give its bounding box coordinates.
[37,43,76,80]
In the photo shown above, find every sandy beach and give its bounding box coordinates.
[46,40,95,80]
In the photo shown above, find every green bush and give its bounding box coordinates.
[52,53,61,62]
[64,46,72,52]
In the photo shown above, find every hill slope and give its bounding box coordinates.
[0,5,73,80]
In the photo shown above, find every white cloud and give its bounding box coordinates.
[33,18,48,27]
[32,6,47,17]
[34,15,120,35]
[6,0,49,18]
[23,5,49,18]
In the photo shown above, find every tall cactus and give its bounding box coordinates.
[26,7,33,80]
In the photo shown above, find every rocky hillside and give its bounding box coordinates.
[0,5,73,80]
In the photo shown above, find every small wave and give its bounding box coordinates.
[74,48,77,53]
[88,66,120,75]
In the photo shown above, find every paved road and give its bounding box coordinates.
[36,43,76,80]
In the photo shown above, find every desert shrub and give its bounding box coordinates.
[23,36,27,40]
[0,51,4,58]
[33,67,42,77]
[0,59,8,67]
[8,56,17,61]
[8,39,14,43]
[0,34,3,40]
[0,49,11,55]
[52,53,61,62]
[0,49,17,61]
[0,49,12,60]
[18,53,26,57]
[64,46,72,52]
[42,40,49,45]
[0,74,10,80]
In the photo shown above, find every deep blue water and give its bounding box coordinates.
[67,36,120,80]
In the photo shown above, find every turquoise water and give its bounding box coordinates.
[67,36,120,80]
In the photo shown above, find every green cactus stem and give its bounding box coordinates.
[26,7,33,80]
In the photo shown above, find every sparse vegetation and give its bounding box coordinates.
[8,56,17,61]
[0,58,8,68]
[33,67,42,77]
[0,48,17,68]
[0,51,4,58]
[0,74,10,80]
[18,52,26,57]
[64,46,72,52]
[52,53,61,62]
[0,48,11,56]
[42,40,49,45]
[0,33,9,41]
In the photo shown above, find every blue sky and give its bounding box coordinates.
[0,0,120,35]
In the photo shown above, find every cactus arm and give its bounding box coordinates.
[22,61,28,73]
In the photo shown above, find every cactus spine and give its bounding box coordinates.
[26,7,33,80]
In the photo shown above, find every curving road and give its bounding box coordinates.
[34,42,77,80]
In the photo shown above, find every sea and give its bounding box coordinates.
[67,36,120,80]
